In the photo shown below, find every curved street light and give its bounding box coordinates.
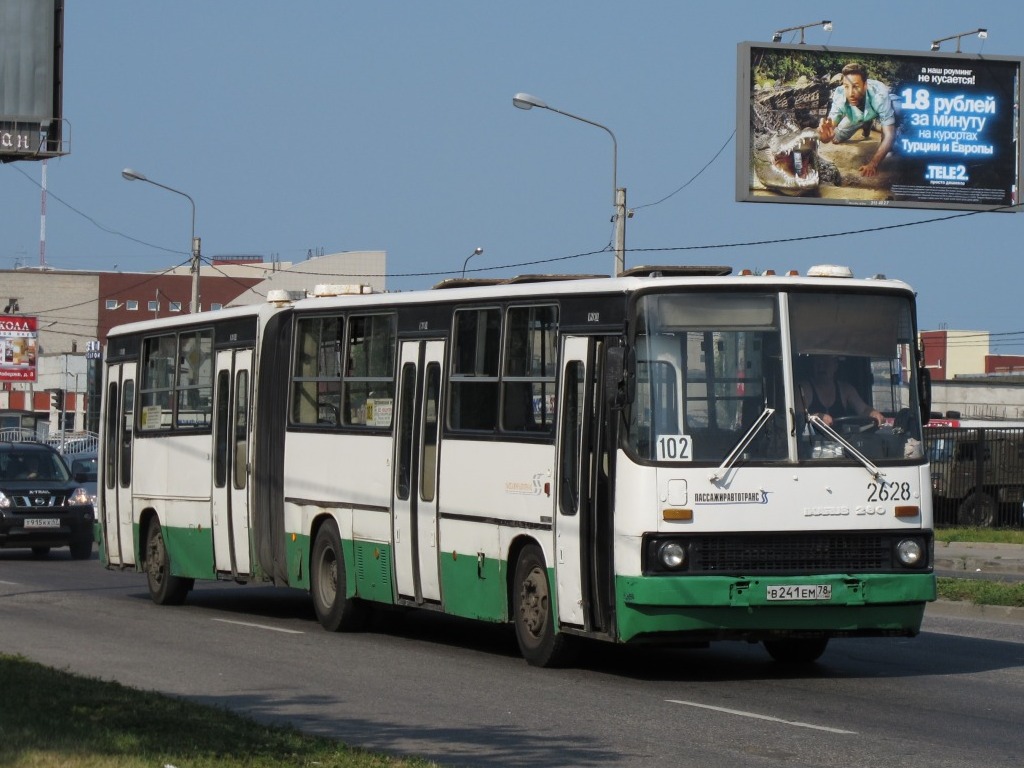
[121,168,202,313]
[461,247,484,279]
[512,93,626,275]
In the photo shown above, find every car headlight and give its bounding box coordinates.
[68,487,91,506]
[0,491,9,509]
[896,538,924,567]
[658,541,687,570]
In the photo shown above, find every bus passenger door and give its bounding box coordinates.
[393,339,444,604]
[556,336,613,634]
[212,349,253,577]
[556,337,590,627]
[102,363,136,566]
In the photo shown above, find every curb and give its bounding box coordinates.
[927,599,1024,623]
[935,557,1024,575]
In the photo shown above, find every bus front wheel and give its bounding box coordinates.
[144,519,193,606]
[763,637,829,664]
[512,544,572,667]
[310,520,367,632]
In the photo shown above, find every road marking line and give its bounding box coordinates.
[0,580,19,585]
[666,699,857,734]
[212,618,304,635]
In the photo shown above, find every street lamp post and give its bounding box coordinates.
[461,247,484,278]
[512,93,626,276]
[121,168,202,313]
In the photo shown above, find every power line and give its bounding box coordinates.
[7,163,184,256]
[4,142,1019,281]
[632,131,736,211]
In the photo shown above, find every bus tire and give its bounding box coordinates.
[512,544,573,668]
[69,534,92,560]
[311,520,367,632]
[957,492,995,527]
[763,637,829,664]
[144,519,193,606]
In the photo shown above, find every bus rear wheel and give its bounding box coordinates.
[310,520,367,632]
[512,544,573,667]
[144,519,193,606]
[763,637,829,664]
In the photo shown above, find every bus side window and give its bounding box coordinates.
[449,307,500,432]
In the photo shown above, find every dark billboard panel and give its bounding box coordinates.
[0,0,65,161]
[737,42,1022,212]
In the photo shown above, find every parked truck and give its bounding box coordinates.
[925,419,1024,527]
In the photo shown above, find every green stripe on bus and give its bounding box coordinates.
[161,525,215,578]
[350,539,395,604]
[439,551,508,621]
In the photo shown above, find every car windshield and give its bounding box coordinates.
[71,457,98,482]
[0,448,71,482]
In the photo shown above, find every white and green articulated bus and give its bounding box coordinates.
[98,264,935,666]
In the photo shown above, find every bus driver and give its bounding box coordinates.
[799,354,884,427]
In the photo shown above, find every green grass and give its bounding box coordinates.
[0,654,436,768]
[936,577,1024,607]
[934,527,1024,607]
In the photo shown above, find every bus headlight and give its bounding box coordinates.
[896,538,924,567]
[658,541,687,570]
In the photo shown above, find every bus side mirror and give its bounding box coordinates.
[605,346,636,410]
[918,367,932,425]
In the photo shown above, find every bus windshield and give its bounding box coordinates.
[626,289,924,465]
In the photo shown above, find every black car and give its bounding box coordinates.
[0,441,95,559]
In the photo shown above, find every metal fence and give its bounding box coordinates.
[0,429,99,458]
[925,427,1024,528]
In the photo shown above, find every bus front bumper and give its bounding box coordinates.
[614,572,936,643]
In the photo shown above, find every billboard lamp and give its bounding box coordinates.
[930,28,987,53]
[771,20,832,45]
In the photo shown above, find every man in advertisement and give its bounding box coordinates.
[818,62,897,178]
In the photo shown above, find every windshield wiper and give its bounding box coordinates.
[710,407,775,483]
[807,414,885,481]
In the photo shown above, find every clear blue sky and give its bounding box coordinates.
[2,2,1022,347]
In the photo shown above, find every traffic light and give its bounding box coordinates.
[50,388,64,411]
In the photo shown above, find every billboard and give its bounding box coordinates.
[737,42,1022,211]
[0,315,38,382]
[0,0,66,161]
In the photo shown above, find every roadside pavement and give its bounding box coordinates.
[933,540,1024,577]
[930,540,1024,624]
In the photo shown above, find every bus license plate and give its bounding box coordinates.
[766,584,831,601]
[23,518,59,529]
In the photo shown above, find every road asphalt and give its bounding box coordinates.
[930,540,1024,624]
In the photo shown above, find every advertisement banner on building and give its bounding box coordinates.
[0,315,39,382]
[737,43,1023,211]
